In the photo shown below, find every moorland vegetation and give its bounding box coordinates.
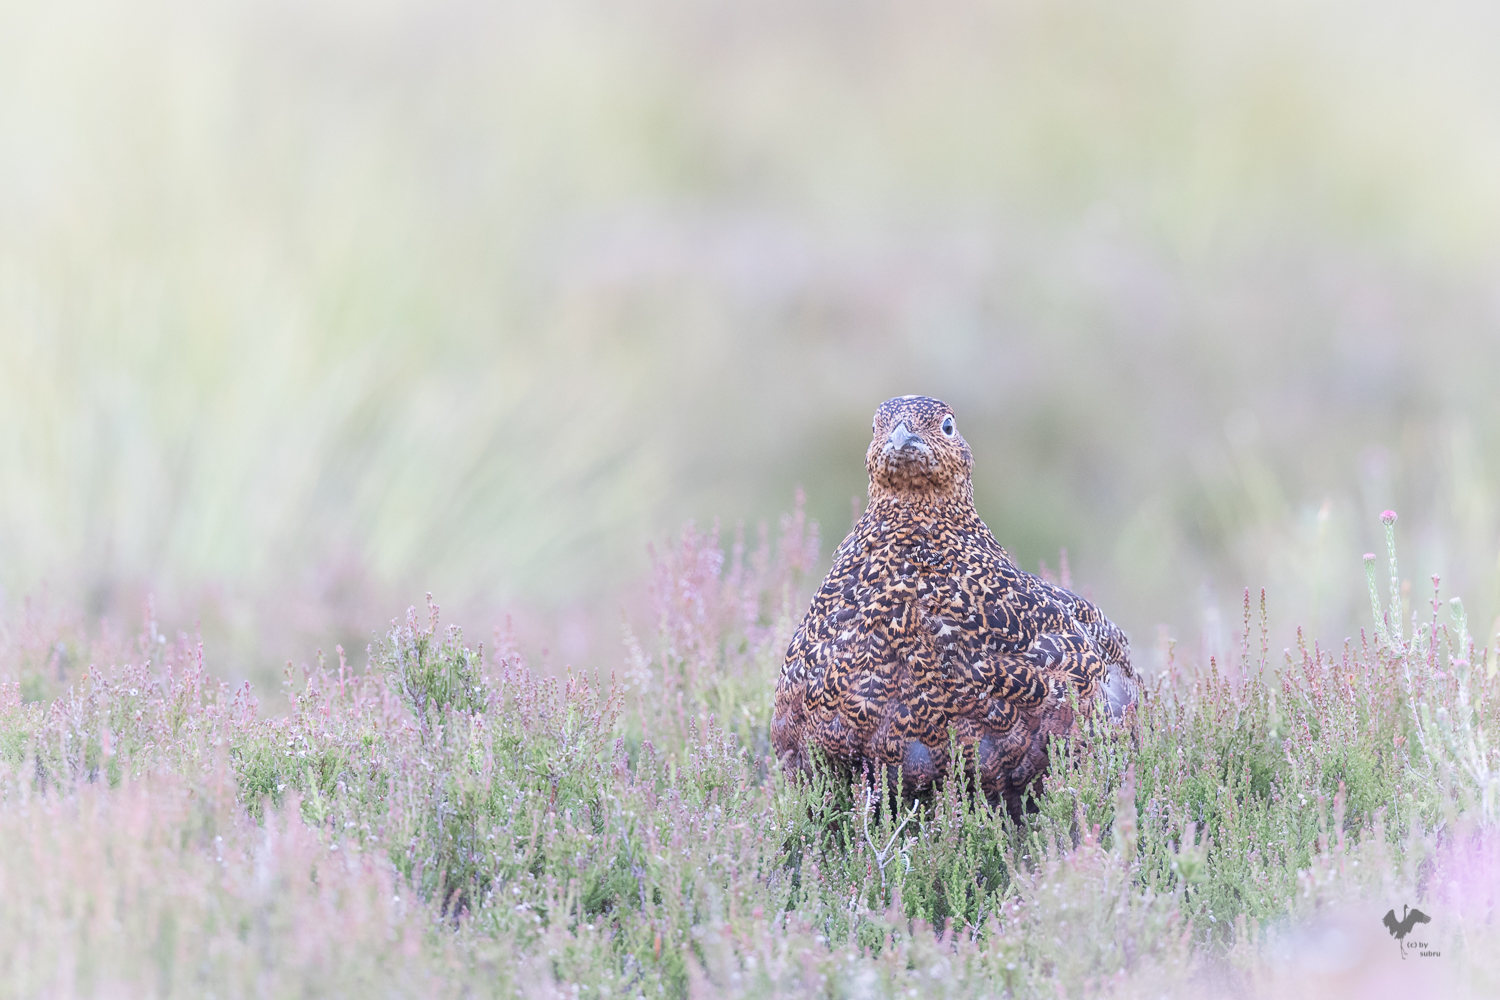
[2,499,1497,998]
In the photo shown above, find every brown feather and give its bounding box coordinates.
[771,395,1138,817]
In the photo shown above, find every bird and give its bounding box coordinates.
[770,395,1137,818]
[1382,905,1430,942]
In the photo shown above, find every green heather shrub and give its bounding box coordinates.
[0,499,1497,997]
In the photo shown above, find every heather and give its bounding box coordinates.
[2,502,1496,998]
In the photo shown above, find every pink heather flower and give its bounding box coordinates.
[1381,510,1398,525]
[1363,553,1376,562]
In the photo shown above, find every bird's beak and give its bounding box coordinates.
[887,422,919,451]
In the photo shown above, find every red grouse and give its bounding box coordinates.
[771,395,1137,817]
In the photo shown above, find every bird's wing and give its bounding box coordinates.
[913,553,1047,710]
[1031,573,1137,712]
[1382,910,1398,933]
[931,548,1126,711]
[1032,575,1133,667]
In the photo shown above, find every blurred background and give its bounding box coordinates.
[3,0,1499,691]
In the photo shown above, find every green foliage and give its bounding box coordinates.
[380,597,491,743]
[2,507,1499,996]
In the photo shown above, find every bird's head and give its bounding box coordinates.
[866,395,973,501]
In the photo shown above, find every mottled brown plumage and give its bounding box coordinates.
[771,395,1137,817]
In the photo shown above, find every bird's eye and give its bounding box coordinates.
[941,416,955,437]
